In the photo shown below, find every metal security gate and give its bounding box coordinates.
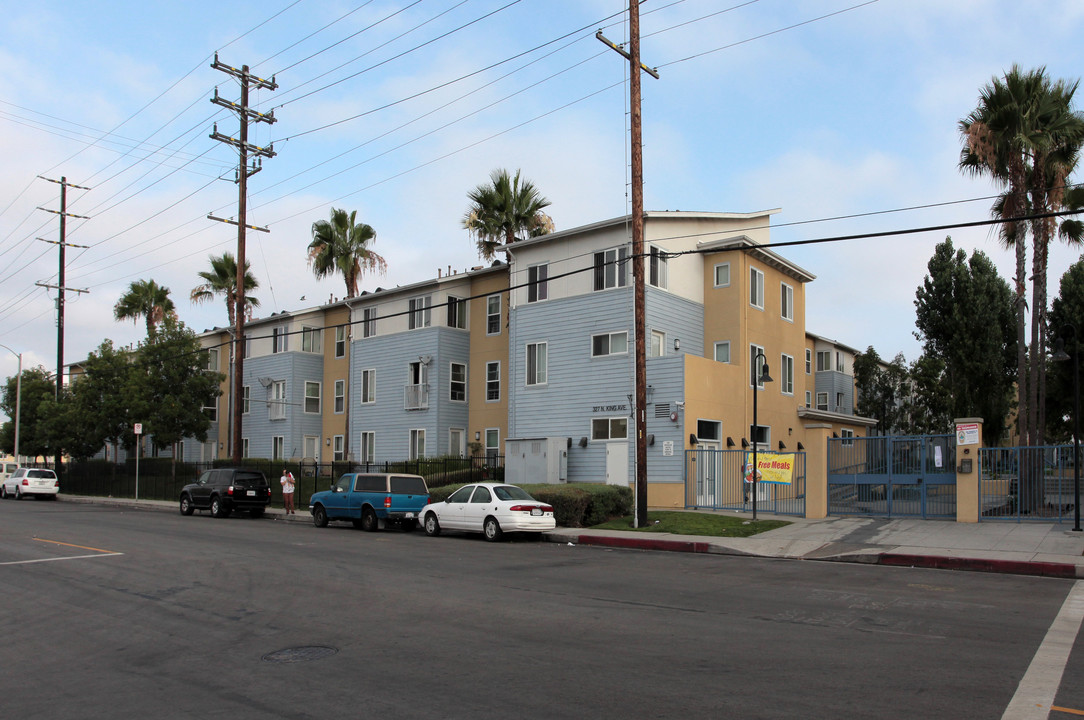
[685,448,806,517]
[828,435,956,518]
[980,445,1078,522]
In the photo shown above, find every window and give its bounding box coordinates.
[450,362,466,401]
[781,283,793,322]
[749,424,770,447]
[241,437,249,458]
[805,348,812,374]
[272,436,284,460]
[714,341,731,364]
[591,417,628,441]
[714,263,731,288]
[486,361,500,401]
[836,392,845,411]
[649,246,668,289]
[334,380,345,413]
[526,342,547,386]
[204,348,219,372]
[202,398,217,422]
[362,307,377,338]
[409,296,431,330]
[335,326,346,357]
[780,354,794,395]
[696,420,721,441]
[750,344,766,388]
[272,326,288,353]
[333,435,345,461]
[487,295,501,335]
[447,296,466,329]
[242,336,251,359]
[841,428,855,447]
[361,369,375,404]
[409,429,426,460]
[242,385,250,414]
[360,431,375,463]
[836,352,845,372]
[650,330,665,358]
[816,392,828,411]
[485,428,499,458]
[817,351,831,372]
[592,331,628,357]
[594,247,629,290]
[749,267,764,309]
[270,380,286,420]
[528,264,548,302]
[805,391,812,408]
[304,382,320,413]
[301,326,322,353]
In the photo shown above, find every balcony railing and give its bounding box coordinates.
[405,383,429,410]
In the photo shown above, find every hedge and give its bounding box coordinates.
[424,482,631,528]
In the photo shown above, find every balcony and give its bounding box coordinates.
[405,383,429,410]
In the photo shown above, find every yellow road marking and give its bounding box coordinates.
[1052,706,1084,716]
[33,538,117,554]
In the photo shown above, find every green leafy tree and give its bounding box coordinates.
[190,252,261,327]
[462,168,553,260]
[62,340,140,460]
[906,355,954,435]
[308,208,386,298]
[1047,256,1084,441]
[853,347,910,435]
[0,367,61,459]
[114,279,176,337]
[913,237,1016,444]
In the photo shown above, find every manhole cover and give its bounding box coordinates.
[262,646,339,663]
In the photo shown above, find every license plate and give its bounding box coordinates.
[404,512,415,519]
[531,508,543,516]
[246,490,256,496]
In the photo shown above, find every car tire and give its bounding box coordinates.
[15,486,21,500]
[180,495,194,516]
[423,512,441,537]
[250,508,265,519]
[313,505,328,528]
[0,485,7,499]
[483,516,503,542]
[361,507,378,532]
[210,496,225,518]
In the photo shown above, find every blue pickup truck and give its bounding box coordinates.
[309,472,430,531]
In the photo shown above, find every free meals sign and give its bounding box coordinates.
[743,451,795,485]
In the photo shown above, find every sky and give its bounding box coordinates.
[2,0,1084,411]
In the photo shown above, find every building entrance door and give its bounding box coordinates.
[606,442,628,485]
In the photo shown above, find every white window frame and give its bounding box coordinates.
[591,417,629,441]
[409,429,426,460]
[333,435,345,461]
[301,326,322,353]
[304,381,321,414]
[447,296,466,329]
[749,267,764,309]
[241,437,249,458]
[450,362,467,402]
[841,428,855,447]
[594,247,629,291]
[360,431,375,463]
[205,348,219,372]
[592,331,628,357]
[202,399,217,423]
[836,351,845,373]
[649,330,665,358]
[750,344,766,388]
[484,428,500,458]
[836,392,845,411]
[334,379,345,414]
[528,263,548,303]
[486,361,500,402]
[486,295,501,335]
[817,392,829,411]
[805,391,812,408]
[714,341,731,364]
[270,380,287,420]
[817,351,831,372]
[526,342,547,386]
[361,369,375,404]
[780,354,794,395]
[714,262,731,288]
[805,348,812,374]
[272,326,288,354]
[362,307,377,338]
[408,296,432,330]
[649,246,668,289]
[781,283,793,322]
[272,436,285,460]
[334,326,346,357]
[242,385,250,415]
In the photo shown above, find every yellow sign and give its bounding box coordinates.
[744,451,795,485]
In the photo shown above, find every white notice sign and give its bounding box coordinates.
[956,423,980,446]
[662,441,674,457]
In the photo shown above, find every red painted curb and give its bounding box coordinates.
[574,535,711,554]
[878,553,1078,578]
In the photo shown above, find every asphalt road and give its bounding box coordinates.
[1,499,1082,720]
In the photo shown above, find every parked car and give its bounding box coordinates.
[179,467,271,518]
[1,468,59,500]
[421,483,555,541]
[309,472,429,530]
[0,462,18,484]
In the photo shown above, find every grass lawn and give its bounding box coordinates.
[592,511,790,537]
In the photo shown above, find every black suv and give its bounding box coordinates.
[179,467,271,518]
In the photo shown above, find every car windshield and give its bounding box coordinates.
[493,485,533,501]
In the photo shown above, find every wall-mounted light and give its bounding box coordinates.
[647,434,655,446]
[726,437,735,448]
[741,438,749,449]
[674,338,681,351]
[475,431,481,441]
[797,442,805,451]
[689,433,698,446]
[326,437,331,446]
[833,432,839,439]
[578,437,588,448]
[778,440,786,451]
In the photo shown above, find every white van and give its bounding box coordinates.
[0,462,18,483]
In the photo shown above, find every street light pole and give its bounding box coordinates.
[1053,327,1082,532]
[0,344,22,463]
[751,349,773,522]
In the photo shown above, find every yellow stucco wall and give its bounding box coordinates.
[467,269,509,454]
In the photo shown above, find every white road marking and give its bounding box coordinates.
[0,552,124,566]
[1002,580,1084,720]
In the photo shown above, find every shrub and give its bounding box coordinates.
[576,484,634,526]
[527,486,590,527]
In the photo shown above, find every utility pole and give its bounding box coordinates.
[598,2,659,528]
[209,54,277,464]
[36,175,90,472]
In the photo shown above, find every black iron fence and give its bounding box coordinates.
[56,456,504,506]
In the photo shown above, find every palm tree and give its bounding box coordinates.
[462,168,553,260]
[114,279,175,337]
[308,208,387,298]
[959,65,1084,445]
[190,252,260,327]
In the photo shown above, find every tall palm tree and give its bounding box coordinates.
[462,168,553,260]
[114,279,175,337]
[190,252,260,327]
[959,65,1084,445]
[308,208,386,299]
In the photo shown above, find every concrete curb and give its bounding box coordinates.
[875,553,1081,579]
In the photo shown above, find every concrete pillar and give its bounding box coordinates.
[954,417,984,523]
[802,423,834,519]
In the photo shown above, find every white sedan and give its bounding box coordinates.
[1,468,59,499]
[421,483,555,541]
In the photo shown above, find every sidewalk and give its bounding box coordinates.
[59,495,1084,578]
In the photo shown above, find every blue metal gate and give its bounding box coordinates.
[980,445,1079,522]
[684,448,806,517]
[827,435,956,518]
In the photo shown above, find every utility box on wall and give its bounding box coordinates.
[505,437,568,485]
